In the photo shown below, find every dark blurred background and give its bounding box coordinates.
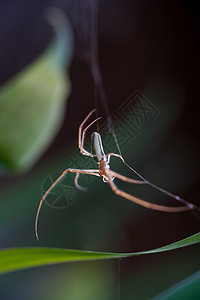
[0,0,200,299]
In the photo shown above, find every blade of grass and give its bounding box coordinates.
[0,232,199,275]
[150,269,200,300]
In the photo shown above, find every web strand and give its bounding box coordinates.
[89,0,122,156]
[87,0,196,211]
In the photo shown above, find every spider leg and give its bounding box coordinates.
[78,109,98,158]
[35,168,99,240]
[108,169,146,184]
[107,153,124,164]
[78,110,123,162]
[105,170,195,213]
[79,109,95,149]
[80,117,102,158]
[74,170,101,191]
[74,173,88,191]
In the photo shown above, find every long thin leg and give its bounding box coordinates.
[35,168,99,240]
[80,117,102,156]
[78,109,97,158]
[74,171,100,191]
[78,110,127,161]
[107,153,125,164]
[105,170,195,212]
[122,161,196,208]
[74,173,87,191]
[78,110,102,158]
[79,109,95,150]
[109,169,146,184]
[109,169,196,209]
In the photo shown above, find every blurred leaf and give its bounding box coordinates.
[42,263,116,300]
[0,7,73,172]
[151,269,200,300]
[0,232,199,275]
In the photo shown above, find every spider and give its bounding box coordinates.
[35,109,197,240]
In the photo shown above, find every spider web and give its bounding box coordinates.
[85,0,197,211]
[88,0,122,157]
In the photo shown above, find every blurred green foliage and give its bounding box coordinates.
[0,8,72,172]
[151,269,200,300]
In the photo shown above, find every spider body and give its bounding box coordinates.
[91,132,105,163]
[35,109,197,240]
[91,131,114,182]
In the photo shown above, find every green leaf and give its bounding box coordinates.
[0,232,199,275]
[151,269,200,300]
[0,8,73,172]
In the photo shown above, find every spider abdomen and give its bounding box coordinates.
[91,132,105,163]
